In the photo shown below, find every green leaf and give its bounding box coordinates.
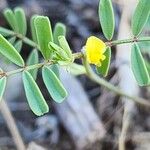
[14,7,27,35]
[49,64,59,78]
[0,34,24,67]
[57,61,71,66]
[145,59,150,75]
[8,36,16,44]
[22,71,49,116]
[0,76,6,101]
[131,43,150,86]
[42,66,68,103]
[58,36,72,59]
[64,63,86,76]
[96,47,111,77]
[27,49,39,80]
[138,41,150,54]
[53,23,66,44]
[30,15,38,43]
[132,0,150,36]
[34,16,53,60]
[3,8,18,32]
[48,42,69,60]
[99,0,115,40]
[0,27,14,37]
[14,40,22,52]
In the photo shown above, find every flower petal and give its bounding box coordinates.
[85,36,106,65]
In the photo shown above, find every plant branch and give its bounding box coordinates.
[6,61,51,77]
[1,27,150,50]
[1,52,150,107]
[106,37,150,47]
[15,33,39,49]
[82,56,150,107]
[1,27,150,107]
[0,52,83,78]
[16,32,150,49]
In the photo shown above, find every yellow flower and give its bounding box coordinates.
[85,36,106,66]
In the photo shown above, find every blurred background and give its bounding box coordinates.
[0,0,150,150]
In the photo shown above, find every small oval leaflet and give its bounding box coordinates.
[58,36,72,59]
[14,40,22,52]
[22,71,49,116]
[96,47,111,77]
[132,0,150,36]
[0,27,14,37]
[27,49,39,80]
[53,23,66,74]
[53,23,66,45]
[0,76,6,101]
[49,42,69,60]
[0,34,24,67]
[66,63,86,76]
[3,8,18,32]
[49,64,60,78]
[30,15,38,43]
[145,60,150,75]
[8,36,16,44]
[14,7,27,35]
[34,16,53,60]
[99,0,115,40]
[131,43,150,86]
[42,66,68,103]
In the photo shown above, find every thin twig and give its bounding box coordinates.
[82,57,150,107]
[0,99,26,150]
[0,53,83,78]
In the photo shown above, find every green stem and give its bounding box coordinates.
[15,31,150,48]
[1,27,150,50]
[106,37,150,47]
[15,33,39,49]
[82,57,150,107]
[6,62,47,76]
[1,27,150,107]
[1,53,83,77]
